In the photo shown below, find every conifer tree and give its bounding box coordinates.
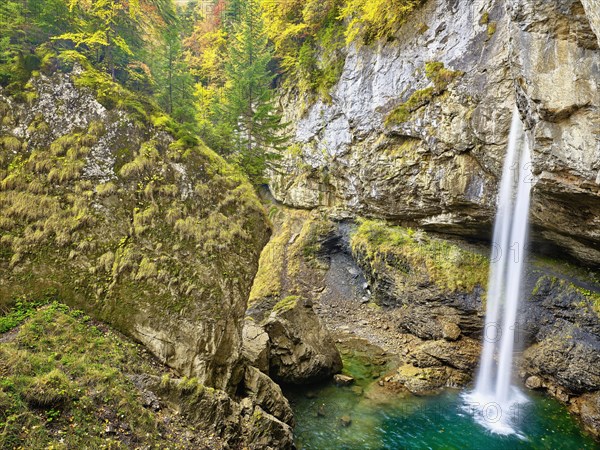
[218,0,288,182]
[55,0,140,80]
[0,0,70,86]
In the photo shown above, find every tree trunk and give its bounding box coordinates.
[107,30,115,81]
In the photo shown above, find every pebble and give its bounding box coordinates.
[339,416,352,427]
[334,374,355,386]
[317,404,326,417]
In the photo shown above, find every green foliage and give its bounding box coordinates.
[0,0,70,88]
[0,0,198,137]
[351,219,489,293]
[0,296,54,334]
[216,0,289,183]
[151,8,197,125]
[260,0,346,99]
[386,61,463,125]
[54,0,140,80]
[259,0,425,99]
[339,0,425,45]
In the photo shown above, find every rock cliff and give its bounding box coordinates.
[0,58,294,447]
[270,0,600,266]
[244,206,343,385]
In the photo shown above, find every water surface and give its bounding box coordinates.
[286,352,599,450]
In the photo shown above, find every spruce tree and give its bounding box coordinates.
[219,0,288,182]
[55,0,140,80]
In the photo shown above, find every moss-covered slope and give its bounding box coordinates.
[0,56,271,392]
[350,219,489,304]
[0,303,228,449]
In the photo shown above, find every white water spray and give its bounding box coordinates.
[465,107,533,435]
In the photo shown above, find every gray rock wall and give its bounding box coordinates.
[271,0,600,265]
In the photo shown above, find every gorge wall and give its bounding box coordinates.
[0,59,294,448]
[265,0,600,437]
[270,0,600,266]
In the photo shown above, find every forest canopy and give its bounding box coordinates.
[0,0,425,181]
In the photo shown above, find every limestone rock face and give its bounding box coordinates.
[242,320,271,373]
[242,366,295,425]
[263,298,343,384]
[271,0,600,265]
[0,68,270,393]
[572,391,600,438]
[521,276,600,394]
[244,207,343,384]
[142,374,294,449]
[519,276,600,436]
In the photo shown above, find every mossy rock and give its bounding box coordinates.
[0,67,270,392]
[351,219,488,301]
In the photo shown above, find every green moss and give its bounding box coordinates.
[292,213,332,267]
[249,218,289,304]
[479,12,490,25]
[95,181,117,197]
[1,136,22,152]
[273,295,300,314]
[386,87,435,124]
[0,302,211,448]
[573,284,600,315]
[351,219,488,293]
[424,61,463,90]
[487,22,497,37]
[386,62,462,125]
[417,22,429,34]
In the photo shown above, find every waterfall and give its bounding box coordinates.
[464,107,532,435]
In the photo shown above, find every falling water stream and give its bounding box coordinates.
[288,107,598,449]
[464,106,532,435]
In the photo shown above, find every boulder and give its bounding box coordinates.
[242,366,294,425]
[525,375,543,390]
[242,320,270,374]
[333,374,355,386]
[339,415,352,427]
[264,298,343,384]
[571,391,600,438]
[0,69,270,393]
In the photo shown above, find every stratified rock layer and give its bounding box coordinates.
[270,0,600,266]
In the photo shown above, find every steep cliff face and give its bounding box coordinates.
[0,56,305,443]
[271,0,600,265]
[0,61,300,446]
[244,206,343,385]
[0,65,270,392]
